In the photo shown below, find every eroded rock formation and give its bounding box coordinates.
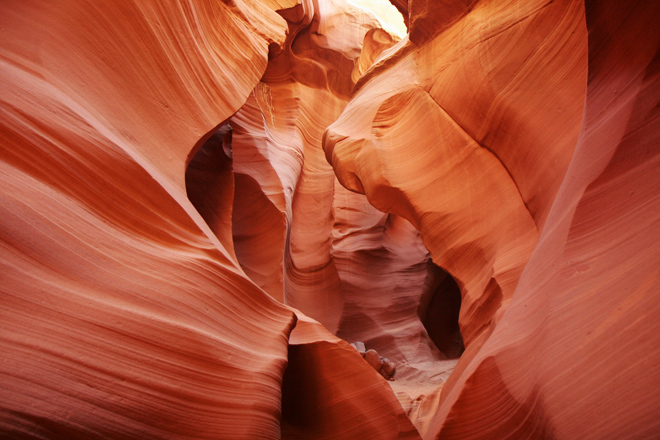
[1,0,659,439]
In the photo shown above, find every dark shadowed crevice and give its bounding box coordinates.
[418,262,464,359]
[280,338,421,439]
[232,172,286,301]
[186,122,286,301]
[185,123,235,252]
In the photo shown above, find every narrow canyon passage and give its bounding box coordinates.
[176,0,660,436]
[2,0,660,439]
[180,0,558,433]
[185,106,467,424]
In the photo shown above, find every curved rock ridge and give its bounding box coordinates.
[281,313,420,439]
[324,0,660,437]
[2,0,660,438]
[222,0,410,314]
[325,0,589,365]
[1,0,430,438]
[427,1,660,438]
[0,0,306,438]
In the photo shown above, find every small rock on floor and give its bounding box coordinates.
[350,341,366,356]
[380,358,396,380]
[364,349,383,371]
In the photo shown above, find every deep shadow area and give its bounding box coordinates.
[419,263,464,359]
[185,123,235,249]
[280,339,420,439]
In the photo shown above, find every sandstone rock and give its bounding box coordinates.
[2,0,659,438]
[379,358,396,380]
[363,349,383,371]
[350,341,367,355]
[327,0,660,438]
[0,1,295,437]
[0,0,415,438]
[282,314,418,439]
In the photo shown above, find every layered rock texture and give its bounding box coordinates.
[1,0,659,439]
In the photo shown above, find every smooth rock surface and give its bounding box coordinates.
[2,0,659,438]
[325,0,660,437]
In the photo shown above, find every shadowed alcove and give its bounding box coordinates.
[418,262,464,359]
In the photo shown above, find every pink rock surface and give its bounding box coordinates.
[325,0,660,437]
[2,0,659,438]
[0,1,303,438]
[428,1,660,438]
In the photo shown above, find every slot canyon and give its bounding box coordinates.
[1,0,659,438]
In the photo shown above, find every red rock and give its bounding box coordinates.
[282,314,419,439]
[364,349,384,371]
[0,0,300,437]
[350,341,367,355]
[380,358,396,380]
[326,0,660,437]
[427,2,660,438]
[2,0,659,438]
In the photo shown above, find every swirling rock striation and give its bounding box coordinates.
[2,0,660,439]
[1,0,421,438]
[325,0,660,437]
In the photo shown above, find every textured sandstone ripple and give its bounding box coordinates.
[324,0,660,437]
[0,0,296,438]
[2,0,660,438]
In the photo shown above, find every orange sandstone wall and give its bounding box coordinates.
[2,0,659,438]
[326,0,587,362]
[0,0,299,438]
[0,0,419,438]
[325,0,660,438]
[428,1,660,438]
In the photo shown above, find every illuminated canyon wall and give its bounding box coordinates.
[1,0,659,438]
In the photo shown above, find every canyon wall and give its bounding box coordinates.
[1,0,659,439]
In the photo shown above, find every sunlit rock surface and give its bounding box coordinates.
[326,0,660,438]
[1,0,659,439]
